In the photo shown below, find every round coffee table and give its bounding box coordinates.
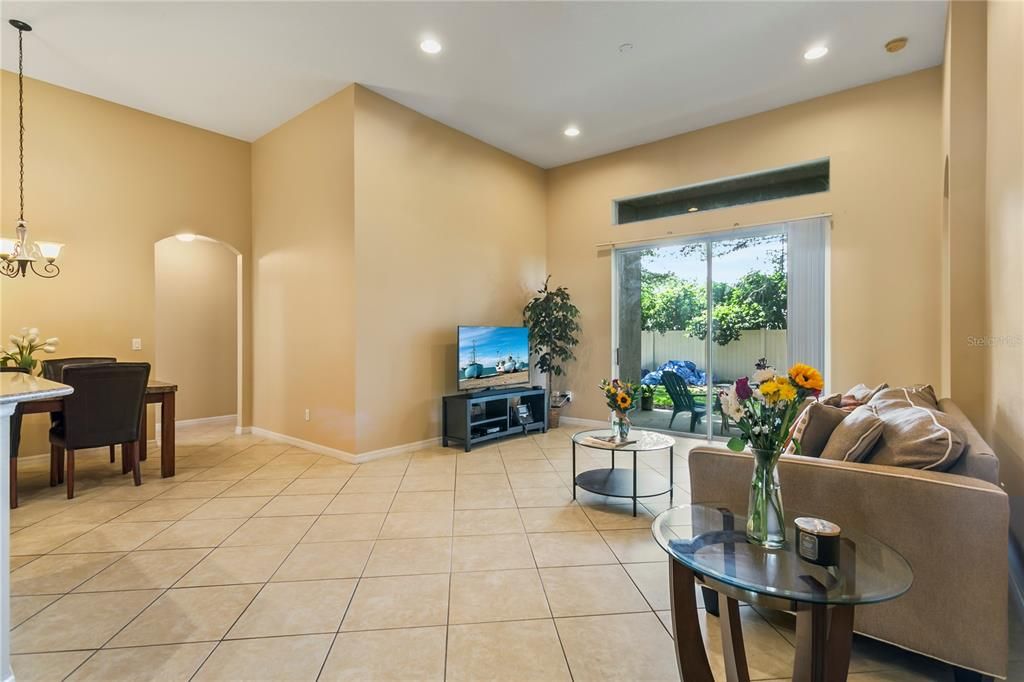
[652,504,913,682]
[571,429,676,516]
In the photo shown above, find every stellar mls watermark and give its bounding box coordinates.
[966,335,1023,347]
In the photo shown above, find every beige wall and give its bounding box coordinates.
[154,237,238,421]
[252,87,357,453]
[942,1,989,426]
[984,0,1024,547]
[546,68,943,422]
[351,87,547,453]
[0,72,253,457]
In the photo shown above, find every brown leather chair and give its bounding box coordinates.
[49,362,150,499]
[1,366,29,508]
[41,357,118,462]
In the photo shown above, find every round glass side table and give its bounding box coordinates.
[652,504,913,682]
[571,429,676,516]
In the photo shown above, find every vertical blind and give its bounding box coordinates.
[785,216,830,387]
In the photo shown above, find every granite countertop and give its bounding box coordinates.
[0,372,73,405]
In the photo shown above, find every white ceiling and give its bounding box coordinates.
[1,1,947,169]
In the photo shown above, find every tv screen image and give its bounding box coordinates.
[458,326,531,391]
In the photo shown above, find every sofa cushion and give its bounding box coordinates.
[783,401,848,457]
[821,404,884,462]
[938,399,1001,484]
[870,384,938,410]
[843,382,889,406]
[866,388,966,471]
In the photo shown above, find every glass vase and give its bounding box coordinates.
[746,448,786,548]
[610,411,631,441]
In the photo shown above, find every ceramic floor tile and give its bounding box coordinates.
[113,497,206,522]
[36,501,143,526]
[399,474,455,492]
[519,506,595,532]
[527,531,618,567]
[108,584,261,647]
[692,607,797,680]
[11,651,93,682]
[218,478,290,497]
[12,590,161,653]
[600,528,667,563]
[75,548,210,592]
[379,510,453,538]
[449,568,551,624]
[341,574,449,631]
[227,579,356,638]
[157,480,234,499]
[254,493,334,517]
[51,521,172,554]
[556,611,679,681]
[342,476,402,494]
[11,523,99,555]
[451,533,535,572]
[503,458,556,473]
[221,515,316,546]
[324,492,395,514]
[512,487,576,508]
[321,626,446,681]
[363,537,452,577]
[272,540,374,581]
[389,490,455,512]
[66,642,216,682]
[137,518,246,549]
[455,455,506,476]
[280,478,347,495]
[540,564,650,617]
[453,508,524,536]
[299,461,358,480]
[175,544,292,586]
[508,472,566,489]
[623,561,670,610]
[353,459,410,477]
[582,503,657,530]
[301,512,385,542]
[246,463,311,480]
[446,619,571,682]
[184,496,272,520]
[11,552,123,596]
[11,595,60,628]
[193,634,333,681]
[454,487,517,510]
[456,473,512,492]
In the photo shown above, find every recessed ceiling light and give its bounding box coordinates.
[176,233,196,242]
[687,207,699,213]
[803,45,828,61]
[563,126,580,137]
[420,39,442,55]
[885,37,908,53]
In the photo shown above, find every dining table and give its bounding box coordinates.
[18,379,179,477]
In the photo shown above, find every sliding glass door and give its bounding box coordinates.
[614,217,826,440]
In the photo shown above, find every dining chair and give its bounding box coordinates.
[1,366,30,509]
[41,356,118,461]
[49,362,150,499]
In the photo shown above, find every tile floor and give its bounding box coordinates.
[7,422,1022,681]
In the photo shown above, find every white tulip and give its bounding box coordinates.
[42,345,56,353]
[8,335,20,344]
[18,327,29,336]
[26,334,38,344]
[45,337,59,345]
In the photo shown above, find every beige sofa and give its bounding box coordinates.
[688,398,1009,680]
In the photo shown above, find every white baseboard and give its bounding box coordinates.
[249,426,441,464]
[558,415,609,429]
[155,414,236,437]
[234,425,251,435]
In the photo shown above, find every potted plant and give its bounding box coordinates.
[1,327,59,373]
[639,384,655,411]
[523,275,581,428]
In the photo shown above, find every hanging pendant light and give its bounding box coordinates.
[1,19,62,279]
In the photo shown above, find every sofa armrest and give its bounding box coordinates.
[687,446,1009,677]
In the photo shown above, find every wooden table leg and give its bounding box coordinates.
[794,602,829,682]
[160,392,175,478]
[669,558,714,682]
[721,596,751,682]
[139,407,148,462]
[825,605,855,682]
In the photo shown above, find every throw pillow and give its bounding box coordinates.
[820,392,843,407]
[842,382,889,407]
[821,404,884,462]
[869,384,939,409]
[783,401,848,457]
[866,388,966,471]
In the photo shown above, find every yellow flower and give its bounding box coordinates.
[777,381,797,402]
[616,392,632,409]
[788,363,824,392]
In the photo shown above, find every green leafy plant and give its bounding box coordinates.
[639,385,655,398]
[523,276,581,382]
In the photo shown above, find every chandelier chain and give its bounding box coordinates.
[17,26,25,222]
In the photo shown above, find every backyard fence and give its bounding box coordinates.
[641,329,787,382]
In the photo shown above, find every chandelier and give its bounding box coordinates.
[1,20,62,278]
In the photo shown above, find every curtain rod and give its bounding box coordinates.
[594,212,832,249]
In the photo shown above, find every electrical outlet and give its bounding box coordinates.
[304,408,311,422]
[565,391,574,402]
[131,338,142,351]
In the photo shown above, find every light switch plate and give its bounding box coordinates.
[131,338,142,351]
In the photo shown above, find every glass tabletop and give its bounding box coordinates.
[652,504,913,606]
[572,429,676,451]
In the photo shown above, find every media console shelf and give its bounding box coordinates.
[442,387,548,451]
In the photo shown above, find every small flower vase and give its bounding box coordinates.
[610,411,631,441]
[747,448,786,548]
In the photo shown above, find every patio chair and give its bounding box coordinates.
[662,370,706,432]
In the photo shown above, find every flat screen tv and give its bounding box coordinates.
[458,326,531,391]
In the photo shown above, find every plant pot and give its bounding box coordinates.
[548,407,561,429]
[640,396,654,411]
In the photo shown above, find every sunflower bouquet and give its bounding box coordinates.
[600,379,640,439]
[717,358,824,547]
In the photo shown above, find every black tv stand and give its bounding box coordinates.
[442,386,548,452]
